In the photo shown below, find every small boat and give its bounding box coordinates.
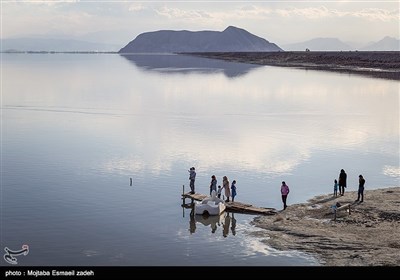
[194,190,226,215]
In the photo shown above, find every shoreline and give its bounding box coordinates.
[250,187,400,266]
[185,51,400,81]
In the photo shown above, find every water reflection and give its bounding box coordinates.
[186,203,237,237]
[120,53,261,78]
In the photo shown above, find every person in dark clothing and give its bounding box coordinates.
[231,180,237,202]
[188,167,196,194]
[356,175,365,202]
[338,169,347,196]
[209,175,217,195]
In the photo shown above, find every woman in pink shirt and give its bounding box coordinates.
[281,181,290,210]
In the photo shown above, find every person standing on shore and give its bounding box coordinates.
[281,181,290,210]
[356,175,365,202]
[188,167,196,194]
[338,169,347,196]
[333,179,338,197]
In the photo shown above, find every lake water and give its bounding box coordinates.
[1,53,398,266]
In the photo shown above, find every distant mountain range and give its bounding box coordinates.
[119,26,282,53]
[282,38,352,51]
[360,36,400,51]
[2,29,399,52]
[282,36,400,51]
[1,38,120,52]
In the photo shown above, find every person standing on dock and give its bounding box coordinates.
[338,169,347,196]
[223,176,231,202]
[210,175,217,195]
[281,181,290,210]
[231,180,237,202]
[188,167,196,194]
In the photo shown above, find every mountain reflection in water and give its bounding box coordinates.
[120,53,261,78]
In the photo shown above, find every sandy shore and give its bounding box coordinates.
[187,51,400,80]
[250,187,400,266]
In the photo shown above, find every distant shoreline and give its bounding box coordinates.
[2,51,118,54]
[184,51,400,81]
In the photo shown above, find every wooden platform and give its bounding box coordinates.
[181,192,277,215]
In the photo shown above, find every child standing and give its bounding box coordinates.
[217,185,222,198]
[333,179,338,197]
[231,180,237,202]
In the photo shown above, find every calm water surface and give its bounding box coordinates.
[1,53,398,266]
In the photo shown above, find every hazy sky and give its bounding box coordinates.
[2,0,399,46]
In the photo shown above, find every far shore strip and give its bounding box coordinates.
[185,51,400,80]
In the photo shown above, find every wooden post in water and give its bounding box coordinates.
[182,185,185,218]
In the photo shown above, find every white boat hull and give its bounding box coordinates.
[194,201,226,215]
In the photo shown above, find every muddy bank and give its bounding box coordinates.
[186,51,400,80]
[250,187,400,266]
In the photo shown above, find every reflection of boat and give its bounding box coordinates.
[195,212,225,234]
[195,211,225,226]
[194,191,226,215]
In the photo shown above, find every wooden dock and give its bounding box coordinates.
[181,192,277,215]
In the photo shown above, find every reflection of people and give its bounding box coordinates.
[356,175,365,202]
[188,167,196,194]
[281,181,290,210]
[189,208,196,234]
[339,169,347,196]
[223,213,231,237]
[231,180,237,202]
[223,176,231,202]
[211,222,217,233]
[231,213,236,236]
[210,175,217,195]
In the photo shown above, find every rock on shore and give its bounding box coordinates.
[251,187,400,266]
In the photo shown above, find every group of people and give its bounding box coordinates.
[188,168,237,202]
[210,175,237,202]
[189,167,287,209]
[189,167,366,211]
[333,169,366,202]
